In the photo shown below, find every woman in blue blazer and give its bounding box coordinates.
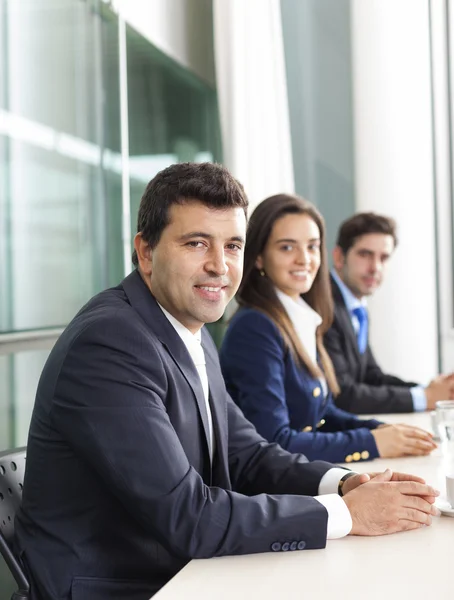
[220,194,435,463]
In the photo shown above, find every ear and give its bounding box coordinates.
[332,246,345,271]
[134,233,153,276]
[255,254,264,271]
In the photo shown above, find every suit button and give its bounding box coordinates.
[361,451,370,460]
[282,542,290,551]
[313,386,321,398]
[316,419,326,428]
[302,425,313,432]
[290,541,298,551]
[271,542,281,552]
[352,452,361,461]
[297,541,306,550]
[345,455,353,463]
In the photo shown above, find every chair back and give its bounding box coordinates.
[0,447,30,599]
[0,448,27,544]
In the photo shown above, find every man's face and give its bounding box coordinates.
[333,233,395,298]
[135,200,246,333]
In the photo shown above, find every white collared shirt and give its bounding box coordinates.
[158,304,214,462]
[276,288,327,397]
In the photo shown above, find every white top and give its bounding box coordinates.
[276,288,322,364]
[158,303,351,539]
[276,288,328,396]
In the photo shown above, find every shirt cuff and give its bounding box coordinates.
[410,385,427,412]
[314,494,353,539]
[318,467,353,495]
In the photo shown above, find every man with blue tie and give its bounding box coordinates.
[325,212,454,415]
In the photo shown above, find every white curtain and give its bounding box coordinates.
[213,0,295,211]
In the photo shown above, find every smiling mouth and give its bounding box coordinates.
[197,286,224,292]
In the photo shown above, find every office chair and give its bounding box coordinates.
[0,448,30,600]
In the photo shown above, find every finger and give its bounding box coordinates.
[402,427,437,442]
[419,495,437,504]
[403,438,436,453]
[394,482,440,497]
[388,472,426,484]
[397,520,429,532]
[403,495,440,516]
[368,468,393,482]
[399,508,432,526]
[402,444,433,457]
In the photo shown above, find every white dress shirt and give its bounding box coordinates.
[276,289,353,539]
[158,304,215,462]
[159,302,352,539]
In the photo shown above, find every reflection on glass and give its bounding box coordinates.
[0,348,50,450]
[126,24,222,249]
[0,0,123,333]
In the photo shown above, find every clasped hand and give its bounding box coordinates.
[341,469,440,536]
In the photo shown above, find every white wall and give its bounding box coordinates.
[112,0,216,86]
[351,0,438,383]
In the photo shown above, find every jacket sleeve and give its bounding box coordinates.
[321,399,383,432]
[324,318,414,414]
[50,313,330,559]
[220,311,379,464]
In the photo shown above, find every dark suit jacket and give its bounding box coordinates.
[324,275,417,414]
[15,270,334,600]
[220,308,381,464]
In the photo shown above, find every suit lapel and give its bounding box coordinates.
[331,275,363,362]
[202,333,229,485]
[122,270,212,462]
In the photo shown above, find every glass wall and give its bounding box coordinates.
[0,1,220,595]
[0,0,220,448]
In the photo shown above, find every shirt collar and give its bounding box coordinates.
[331,269,367,313]
[157,302,202,346]
[275,288,322,327]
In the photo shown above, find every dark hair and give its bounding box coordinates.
[132,162,248,265]
[237,193,340,395]
[336,212,398,255]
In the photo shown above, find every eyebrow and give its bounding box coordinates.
[179,232,245,244]
[274,237,320,244]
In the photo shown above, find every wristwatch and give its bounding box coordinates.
[338,471,357,497]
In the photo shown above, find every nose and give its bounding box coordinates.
[371,256,382,274]
[204,245,228,276]
[296,247,310,265]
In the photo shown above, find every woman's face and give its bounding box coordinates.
[256,213,321,300]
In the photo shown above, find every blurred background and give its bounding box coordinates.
[0,1,454,590]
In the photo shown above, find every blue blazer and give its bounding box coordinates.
[220,308,382,464]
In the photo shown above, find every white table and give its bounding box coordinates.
[154,413,454,599]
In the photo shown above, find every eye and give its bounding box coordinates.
[308,243,320,252]
[280,244,293,252]
[226,243,242,252]
[186,241,205,248]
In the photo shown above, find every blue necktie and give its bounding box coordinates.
[352,306,368,354]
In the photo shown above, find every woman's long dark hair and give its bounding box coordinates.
[237,193,340,395]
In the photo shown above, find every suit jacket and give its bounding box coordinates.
[220,308,381,464]
[324,275,417,414]
[15,270,334,600]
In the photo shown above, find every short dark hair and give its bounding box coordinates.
[132,162,248,266]
[336,212,398,255]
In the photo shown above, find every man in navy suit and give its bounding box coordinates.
[325,212,454,414]
[15,164,439,600]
